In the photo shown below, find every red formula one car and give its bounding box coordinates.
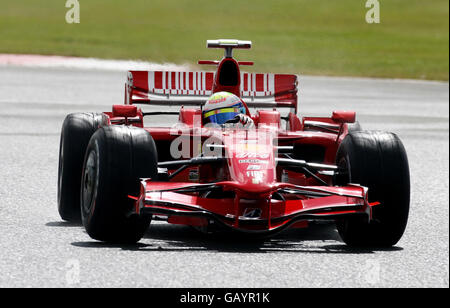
[58,39,410,246]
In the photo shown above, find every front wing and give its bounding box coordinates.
[130,181,373,235]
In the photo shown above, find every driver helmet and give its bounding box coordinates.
[203,92,246,125]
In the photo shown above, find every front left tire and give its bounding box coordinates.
[334,131,410,247]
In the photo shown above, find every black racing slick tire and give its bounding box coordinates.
[81,125,158,243]
[58,113,108,222]
[334,131,410,247]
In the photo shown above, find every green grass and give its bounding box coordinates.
[0,0,448,80]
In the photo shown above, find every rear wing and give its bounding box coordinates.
[125,70,298,112]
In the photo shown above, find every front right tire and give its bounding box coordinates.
[81,125,158,243]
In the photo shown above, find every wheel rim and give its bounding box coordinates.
[57,134,64,204]
[82,149,98,214]
[335,156,351,185]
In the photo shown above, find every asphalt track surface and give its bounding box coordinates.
[0,66,448,288]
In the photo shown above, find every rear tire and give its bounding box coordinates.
[81,125,158,243]
[58,113,108,222]
[335,131,410,247]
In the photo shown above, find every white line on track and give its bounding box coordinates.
[0,54,191,71]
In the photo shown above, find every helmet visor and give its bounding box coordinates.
[203,107,243,125]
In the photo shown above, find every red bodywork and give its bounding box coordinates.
[105,41,372,235]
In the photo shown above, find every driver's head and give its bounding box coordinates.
[203,92,246,125]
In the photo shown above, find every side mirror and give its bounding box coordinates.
[112,105,137,118]
[332,111,356,124]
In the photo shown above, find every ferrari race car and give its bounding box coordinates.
[58,39,410,246]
